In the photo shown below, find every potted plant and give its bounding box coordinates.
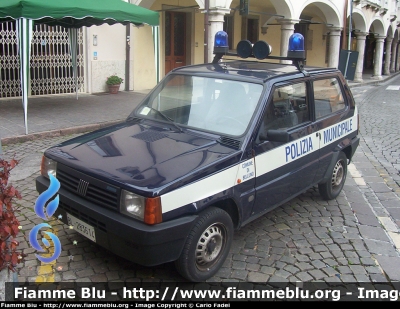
[106,74,124,94]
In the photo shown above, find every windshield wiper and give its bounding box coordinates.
[147,107,183,132]
[126,115,142,123]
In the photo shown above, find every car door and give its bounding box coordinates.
[250,80,320,217]
[310,75,352,182]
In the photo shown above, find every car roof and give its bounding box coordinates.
[170,60,338,83]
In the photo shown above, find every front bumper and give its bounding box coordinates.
[36,175,197,266]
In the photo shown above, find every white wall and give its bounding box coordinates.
[131,26,157,91]
[86,24,126,93]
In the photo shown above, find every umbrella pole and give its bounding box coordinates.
[68,29,79,100]
[17,18,33,135]
[24,96,28,135]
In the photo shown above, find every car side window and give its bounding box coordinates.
[314,78,346,119]
[256,82,308,143]
[263,82,309,131]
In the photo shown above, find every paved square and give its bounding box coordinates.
[385,85,400,90]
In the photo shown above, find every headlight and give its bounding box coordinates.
[41,156,57,178]
[120,190,162,225]
[120,190,145,220]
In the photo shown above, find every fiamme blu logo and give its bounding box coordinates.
[29,173,62,263]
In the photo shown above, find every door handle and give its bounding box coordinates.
[176,61,183,63]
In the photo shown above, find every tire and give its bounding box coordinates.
[318,151,348,200]
[175,207,233,282]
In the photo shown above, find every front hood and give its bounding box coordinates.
[45,121,240,194]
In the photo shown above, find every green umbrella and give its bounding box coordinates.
[0,0,159,27]
[0,0,159,134]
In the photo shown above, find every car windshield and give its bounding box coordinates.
[133,74,264,136]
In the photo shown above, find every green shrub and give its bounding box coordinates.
[0,158,25,272]
[106,74,124,85]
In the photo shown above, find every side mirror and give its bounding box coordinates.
[259,129,289,143]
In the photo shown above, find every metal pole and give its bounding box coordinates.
[347,0,353,50]
[125,24,130,91]
[0,139,2,159]
[344,0,353,79]
[204,0,209,63]
[342,0,348,50]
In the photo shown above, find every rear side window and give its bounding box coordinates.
[314,78,345,119]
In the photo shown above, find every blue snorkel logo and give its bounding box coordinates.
[29,173,62,263]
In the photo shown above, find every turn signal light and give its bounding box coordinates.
[144,197,162,225]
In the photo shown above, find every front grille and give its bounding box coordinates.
[57,167,119,210]
[59,202,107,232]
[77,179,89,196]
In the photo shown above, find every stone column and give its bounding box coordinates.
[373,36,385,80]
[390,38,398,72]
[354,32,368,83]
[206,8,230,63]
[384,37,393,75]
[278,19,299,64]
[328,27,342,68]
[397,43,400,71]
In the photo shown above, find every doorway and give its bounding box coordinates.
[165,11,186,74]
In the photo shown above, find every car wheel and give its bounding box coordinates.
[318,151,348,200]
[175,207,233,282]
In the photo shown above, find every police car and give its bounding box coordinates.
[36,32,359,282]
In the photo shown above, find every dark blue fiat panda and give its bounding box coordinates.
[36,33,359,282]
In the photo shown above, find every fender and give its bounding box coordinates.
[320,149,345,184]
[349,136,360,161]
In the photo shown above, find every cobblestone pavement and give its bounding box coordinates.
[1,76,400,298]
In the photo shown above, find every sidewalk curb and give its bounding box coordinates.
[1,120,124,146]
[347,71,400,88]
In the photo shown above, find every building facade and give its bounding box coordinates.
[1,0,399,97]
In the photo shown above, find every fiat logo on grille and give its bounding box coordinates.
[77,179,89,196]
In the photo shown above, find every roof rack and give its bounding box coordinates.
[212,31,309,76]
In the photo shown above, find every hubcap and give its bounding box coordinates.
[196,224,225,269]
[331,160,344,188]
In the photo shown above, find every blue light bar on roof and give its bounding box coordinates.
[215,31,228,47]
[213,31,229,54]
[287,33,305,59]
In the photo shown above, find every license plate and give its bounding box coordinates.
[66,213,96,242]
